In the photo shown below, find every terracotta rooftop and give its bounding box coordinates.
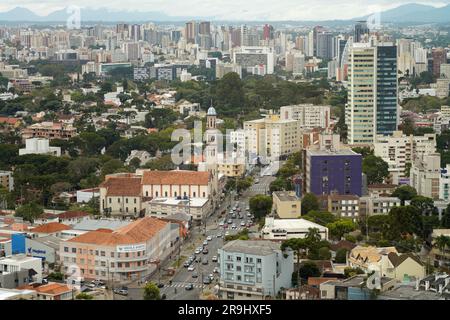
[30,222,71,234]
[0,117,21,125]
[19,283,71,295]
[58,211,89,219]
[67,216,168,246]
[142,170,209,186]
[100,176,142,197]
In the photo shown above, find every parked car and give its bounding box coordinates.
[195,248,201,254]
[202,248,209,254]
[217,233,222,238]
[231,213,236,218]
[219,222,224,227]
[183,261,191,268]
[157,283,164,288]
[208,274,214,281]
[203,240,208,246]
[213,267,220,274]
[203,277,211,284]
[227,219,232,224]
[114,287,128,296]
[192,272,198,278]
[202,258,208,265]
[188,265,195,271]
[212,256,218,262]
[240,221,246,226]
[207,236,212,241]
[231,224,237,229]
[225,231,230,236]
[185,283,194,290]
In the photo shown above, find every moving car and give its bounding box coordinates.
[208,274,214,281]
[227,219,232,224]
[185,283,194,291]
[202,258,208,265]
[211,256,218,262]
[157,283,164,288]
[231,224,237,229]
[202,247,209,254]
[192,272,198,278]
[203,240,208,246]
[219,222,224,227]
[207,236,212,241]
[217,233,222,238]
[225,231,230,236]
[240,221,246,226]
[213,267,220,274]
[203,277,211,284]
[247,213,251,217]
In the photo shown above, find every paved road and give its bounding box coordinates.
[114,171,274,300]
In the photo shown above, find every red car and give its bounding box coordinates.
[223,224,228,228]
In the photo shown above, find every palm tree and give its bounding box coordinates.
[434,235,450,254]
[305,227,322,244]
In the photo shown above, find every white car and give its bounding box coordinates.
[207,236,212,241]
[212,256,218,262]
[217,233,222,238]
[225,231,230,236]
[188,265,195,271]
[231,224,237,229]
[219,222,224,227]
[240,221,245,226]
[247,213,251,217]
[195,249,201,254]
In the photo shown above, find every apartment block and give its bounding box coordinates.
[244,114,300,161]
[272,191,301,219]
[304,148,362,196]
[410,153,441,200]
[218,240,293,300]
[279,104,331,129]
[374,131,437,184]
[317,193,360,219]
[21,122,77,141]
[359,195,401,217]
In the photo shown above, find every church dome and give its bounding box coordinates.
[207,106,217,116]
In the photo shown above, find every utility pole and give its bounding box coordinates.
[272,274,275,299]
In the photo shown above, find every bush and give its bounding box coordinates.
[335,248,348,263]
[76,293,93,300]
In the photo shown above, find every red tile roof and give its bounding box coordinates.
[142,170,209,186]
[0,117,20,125]
[100,176,142,197]
[58,211,89,219]
[30,222,70,233]
[19,283,71,295]
[67,216,168,246]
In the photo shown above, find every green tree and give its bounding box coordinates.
[249,194,272,219]
[441,204,450,228]
[143,282,161,300]
[326,219,357,240]
[281,238,308,265]
[76,293,94,300]
[391,185,417,206]
[410,196,437,216]
[318,247,331,260]
[302,210,337,226]
[298,261,321,280]
[386,206,422,240]
[213,72,246,116]
[335,248,348,263]
[362,155,389,184]
[301,193,319,215]
[15,202,44,223]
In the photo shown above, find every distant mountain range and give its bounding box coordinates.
[0,6,211,22]
[0,3,450,23]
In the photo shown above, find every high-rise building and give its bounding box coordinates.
[199,21,211,35]
[312,26,325,56]
[346,42,398,144]
[316,31,334,59]
[376,44,398,136]
[432,48,447,77]
[263,24,274,40]
[354,21,369,43]
[185,21,197,44]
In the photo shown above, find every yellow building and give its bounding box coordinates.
[244,113,301,160]
[272,191,301,219]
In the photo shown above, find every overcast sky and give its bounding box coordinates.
[0,0,448,20]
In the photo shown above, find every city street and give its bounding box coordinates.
[113,170,274,300]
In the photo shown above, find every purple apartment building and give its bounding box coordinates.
[304,149,362,196]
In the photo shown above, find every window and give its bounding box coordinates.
[236,256,241,262]
[193,192,196,197]
[111,252,114,258]
[257,259,262,263]
[165,191,168,197]
[174,192,177,197]
[71,248,76,253]
[155,191,159,197]
[101,251,105,257]
[134,198,137,204]
[203,192,206,197]
[118,198,120,203]
[95,250,99,256]
[237,266,241,271]
[64,247,69,252]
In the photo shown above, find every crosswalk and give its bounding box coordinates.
[249,185,269,193]
[165,282,206,289]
